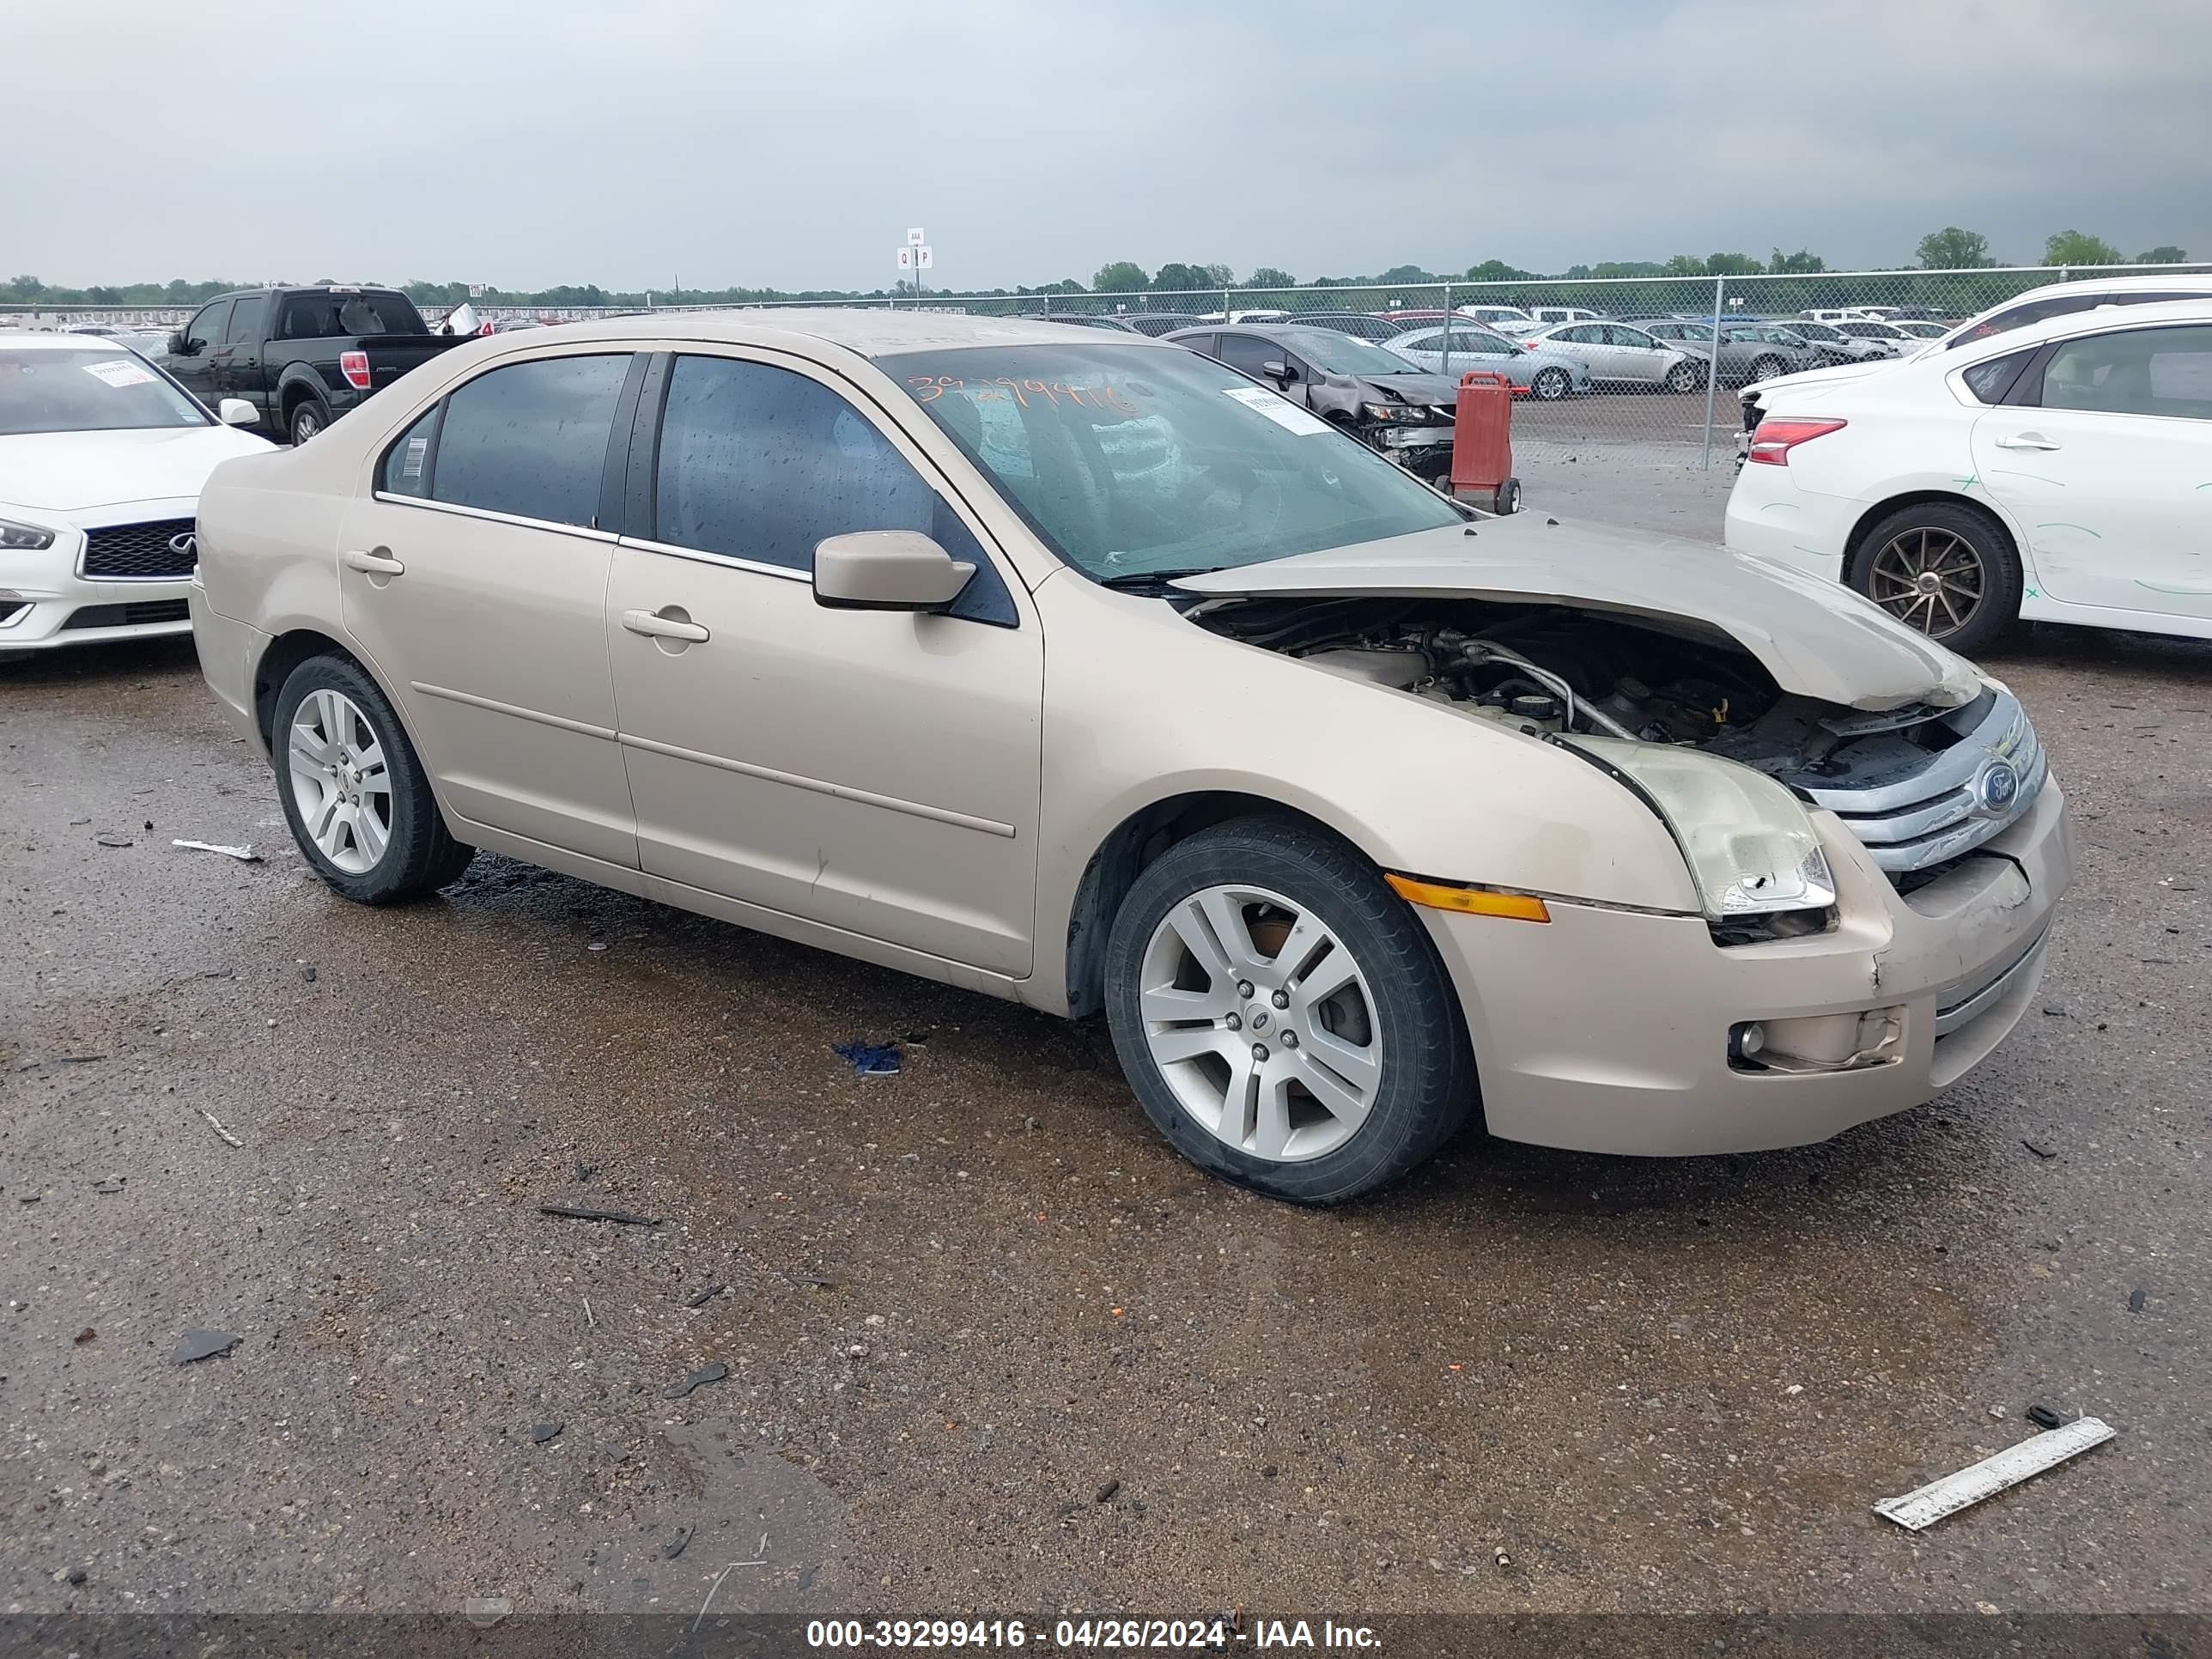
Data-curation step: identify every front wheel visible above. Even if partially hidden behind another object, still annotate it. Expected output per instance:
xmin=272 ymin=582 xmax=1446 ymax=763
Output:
xmin=1846 ymin=501 xmax=2022 ymax=659
xmin=1103 ymin=817 xmax=1475 ymax=1205
xmin=1749 ymin=356 xmax=1787 ymax=383
xmin=1664 ymin=360 xmax=1705 ymax=393
xmin=273 ymin=655 xmax=475 ymax=903
xmin=1530 ymin=366 xmax=1571 ymax=402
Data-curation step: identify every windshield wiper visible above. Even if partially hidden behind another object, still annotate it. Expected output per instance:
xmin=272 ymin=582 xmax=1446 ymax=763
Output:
xmin=1096 ymin=568 xmax=1215 ymax=592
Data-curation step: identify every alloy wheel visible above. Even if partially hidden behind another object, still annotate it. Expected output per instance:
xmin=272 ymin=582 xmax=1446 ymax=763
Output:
xmin=1533 ymin=367 xmax=1570 ymax=401
xmin=1867 ymin=526 xmax=1986 ymax=639
xmin=1137 ymin=884 xmax=1382 ymax=1164
xmin=288 ymin=688 xmax=392 ymax=873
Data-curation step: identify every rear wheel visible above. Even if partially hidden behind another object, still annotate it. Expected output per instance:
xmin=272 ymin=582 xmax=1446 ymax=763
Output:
xmin=273 ymin=655 xmax=475 ymax=903
xmin=288 ymin=393 xmax=331 ymax=446
xmin=1103 ymin=817 xmax=1475 ymax=1206
xmin=1665 ymin=359 xmax=1705 ymax=393
xmin=1847 ymin=501 xmax=2022 ymax=659
xmin=1530 ymin=366 xmax=1571 ymax=402
xmin=1749 ymin=355 xmax=1787 ymax=383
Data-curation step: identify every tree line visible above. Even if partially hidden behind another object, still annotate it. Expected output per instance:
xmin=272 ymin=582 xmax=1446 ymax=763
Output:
xmin=2 ymin=229 xmax=2192 ymax=312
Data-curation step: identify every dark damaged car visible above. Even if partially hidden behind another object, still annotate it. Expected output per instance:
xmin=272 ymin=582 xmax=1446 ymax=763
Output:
xmin=1164 ymin=324 xmax=1463 ymax=478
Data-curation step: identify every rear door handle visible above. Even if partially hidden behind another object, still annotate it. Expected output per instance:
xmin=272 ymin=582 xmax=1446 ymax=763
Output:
xmin=342 ymin=549 xmax=405 ymax=575
xmin=1993 ymin=433 xmax=2061 ymax=451
xmin=622 ymin=608 xmax=710 ymax=643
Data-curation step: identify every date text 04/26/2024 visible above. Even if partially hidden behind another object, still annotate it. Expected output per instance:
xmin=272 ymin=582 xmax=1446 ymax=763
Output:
xmin=804 ymin=1619 xmax=1382 ymax=1649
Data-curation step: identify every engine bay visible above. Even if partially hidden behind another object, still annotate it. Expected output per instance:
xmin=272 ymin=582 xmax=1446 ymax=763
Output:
xmin=1193 ymin=595 xmax=1987 ymax=797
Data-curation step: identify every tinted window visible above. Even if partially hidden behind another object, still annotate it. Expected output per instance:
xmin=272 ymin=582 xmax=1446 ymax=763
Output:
xmin=277 ymin=290 xmax=425 ymax=340
xmin=1556 ymin=325 xmax=1602 ymax=344
xmin=1166 ymin=331 xmax=1216 ymax=356
xmin=184 ymin=301 xmax=231 ymax=353
xmin=1212 ymin=334 xmax=1280 ymax=378
xmin=378 ymin=404 xmax=443 ymax=498
xmin=432 ymin=354 xmax=629 ymax=526
xmin=1960 ymin=348 xmax=2036 ymax=404
xmin=2036 ymin=325 xmax=2212 ymax=419
xmin=1608 ymin=326 xmax=1656 ymax=348
xmin=650 ymin=355 xmax=1014 ymax=624
xmin=1947 ymin=289 xmax=2196 ymax=349
xmin=1791 ymin=322 xmax=1839 ymax=341
xmin=225 ymin=295 xmax=268 ymax=343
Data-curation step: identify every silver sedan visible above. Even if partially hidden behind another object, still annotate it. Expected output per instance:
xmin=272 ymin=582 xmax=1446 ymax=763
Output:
xmin=1382 ymin=325 xmax=1594 ymax=401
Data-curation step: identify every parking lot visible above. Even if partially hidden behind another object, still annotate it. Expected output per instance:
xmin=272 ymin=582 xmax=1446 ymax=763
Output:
xmin=6 ymin=501 xmax=2208 ymax=1632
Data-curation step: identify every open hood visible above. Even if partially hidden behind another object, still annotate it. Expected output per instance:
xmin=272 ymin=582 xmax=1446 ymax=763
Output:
xmin=1358 ymin=371 xmax=1462 ymax=404
xmin=1173 ymin=514 xmax=1982 ymax=713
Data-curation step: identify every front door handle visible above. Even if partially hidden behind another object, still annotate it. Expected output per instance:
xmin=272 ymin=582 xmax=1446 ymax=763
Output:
xmin=1993 ymin=432 xmax=2061 ymax=451
xmin=342 ymin=549 xmax=405 ymax=575
xmin=622 ymin=608 xmax=710 ymax=643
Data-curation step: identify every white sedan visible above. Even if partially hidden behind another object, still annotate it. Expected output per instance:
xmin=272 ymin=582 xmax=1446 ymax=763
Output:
xmin=1513 ymin=321 xmax=1709 ymax=391
xmin=0 ymin=332 xmax=270 ymax=660
xmin=1725 ymin=300 xmax=2212 ymax=656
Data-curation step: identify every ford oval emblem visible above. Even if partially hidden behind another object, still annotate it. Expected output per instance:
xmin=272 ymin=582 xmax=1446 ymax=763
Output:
xmin=1979 ymin=762 xmax=2020 ymax=814
xmin=169 ymin=532 xmax=198 ymax=559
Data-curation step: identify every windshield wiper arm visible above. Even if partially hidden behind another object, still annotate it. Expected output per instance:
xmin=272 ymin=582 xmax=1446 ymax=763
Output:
xmin=1096 ymin=568 xmax=1214 ymax=591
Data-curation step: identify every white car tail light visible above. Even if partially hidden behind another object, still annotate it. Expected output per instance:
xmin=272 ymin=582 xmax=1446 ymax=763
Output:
xmin=1747 ymin=417 xmax=1846 ymax=465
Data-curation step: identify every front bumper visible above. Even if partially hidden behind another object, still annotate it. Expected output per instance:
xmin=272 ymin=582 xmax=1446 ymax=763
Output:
xmin=0 ymin=497 xmax=200 ymax=653
xmin=1421 ymin=778 xmax=2072 ymax=1156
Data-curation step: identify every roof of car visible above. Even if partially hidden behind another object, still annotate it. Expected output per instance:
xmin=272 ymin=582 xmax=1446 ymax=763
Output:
xmin=1956 ymin=295 xmax=2212 ymax=349
xmin=0 ymin=330 xmax=137 ymax=350
xmin=498 ymin=307 xmax=1167 ymax=357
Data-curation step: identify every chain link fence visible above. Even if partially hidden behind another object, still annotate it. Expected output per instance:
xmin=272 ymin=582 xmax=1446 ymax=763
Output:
xmin=10 ymin=263 xmax=2207 ymax=466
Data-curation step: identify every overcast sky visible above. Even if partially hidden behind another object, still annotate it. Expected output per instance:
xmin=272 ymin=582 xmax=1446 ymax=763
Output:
xmin=14 ymin=0 xmax=2209 ymax=290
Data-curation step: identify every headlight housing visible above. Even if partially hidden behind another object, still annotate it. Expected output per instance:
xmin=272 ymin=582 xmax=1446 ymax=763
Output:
xmin=1361 ymin=401 xmax=1428 ymax=422
xmin=1571 ymin=738 xmax=1836 ymax=918
xmin=0 ymin=516 xmax=57 ymax=551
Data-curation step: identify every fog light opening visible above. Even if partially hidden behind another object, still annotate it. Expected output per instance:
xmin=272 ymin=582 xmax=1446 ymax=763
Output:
xmin=1729 ymin=1021 xmax=1769 ymax=1070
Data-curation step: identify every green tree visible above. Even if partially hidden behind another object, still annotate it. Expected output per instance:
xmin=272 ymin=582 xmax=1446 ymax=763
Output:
xmin=1150 ymin=262 xmax=1213 ymax=294
xmin=1246 ymin=266 xmax=1296 ymax=289
xmin=1203 ymin=263 xmax=1236 ymax=288
xmin=1662 ymin=254 xmax=1706 ymax=276
xmin=1465 ymin=259 xmax=1533 ymax=283
xmin=2135 ymin=245 xmax=2190 ymax=264
xmin=1916 ymin=227 xmax=1995 ymax=269
xmin=1091 ymin=260 xmax=1150 ymax=293
xmin=1768 ymin=247 xmax=1826 ymax=274
xmin=2044 ymin=229 xmax=2124 ymax=266
xmin=1704 ymin=252 xmax=1762 ymax=276
xmin=1375 ymin=264 xmax=1437 ymax=285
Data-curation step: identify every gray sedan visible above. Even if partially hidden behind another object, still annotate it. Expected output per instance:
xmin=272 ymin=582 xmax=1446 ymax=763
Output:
xmin=1381 ymin=325 xmax=1594 ymax=401
xmin=1642 ymin=320 xmax=1820 ymax=386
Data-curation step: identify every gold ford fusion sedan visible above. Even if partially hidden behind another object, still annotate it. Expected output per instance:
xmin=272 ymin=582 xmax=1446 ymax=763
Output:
xmin=190 ymin=313 xmax=2071 ymax=1204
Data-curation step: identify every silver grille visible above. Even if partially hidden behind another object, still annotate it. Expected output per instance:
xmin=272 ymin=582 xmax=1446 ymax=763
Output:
xmin=1802 ymin=690 xmax=2045 ymax=875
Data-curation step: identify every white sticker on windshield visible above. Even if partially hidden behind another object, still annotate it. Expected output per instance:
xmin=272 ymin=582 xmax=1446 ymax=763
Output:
xmin=403 ymin=436 xmax=428 ymax=479
xmin=82 ymin=358 xmax=157 ymax=388
xmin=1221 ymin=385 xmax=1331 ymax=435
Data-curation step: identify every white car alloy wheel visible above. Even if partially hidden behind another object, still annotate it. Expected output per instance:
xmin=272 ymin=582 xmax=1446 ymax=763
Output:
xmin=287 ymin=688 xmax=393 ymax=873
xmin=1137 ymin=883 xmax=1382 ymax=1163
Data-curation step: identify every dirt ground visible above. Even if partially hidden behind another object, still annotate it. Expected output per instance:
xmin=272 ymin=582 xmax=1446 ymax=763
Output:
xmin=3 ymin=615 xmax=2206 ymax=1632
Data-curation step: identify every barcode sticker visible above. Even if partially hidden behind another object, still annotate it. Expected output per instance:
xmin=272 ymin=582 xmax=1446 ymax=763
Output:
xmin=83 ymin=358 xmax=157 ymax=388
xmin=1222 ymin=385 xmax=1331 ymax=435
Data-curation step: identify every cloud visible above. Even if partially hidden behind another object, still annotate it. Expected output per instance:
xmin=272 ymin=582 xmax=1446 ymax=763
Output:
xmin=10 ymin=0 xmax=2207 ymax=289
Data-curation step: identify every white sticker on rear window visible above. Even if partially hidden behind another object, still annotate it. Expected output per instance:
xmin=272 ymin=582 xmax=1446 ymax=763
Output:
xmin=1221 ymin=385 xmax=1331 ymax=435
xmin=82 ymin=358 xmax=157 ymax=388
xmin=403 ymin=436 xmax=428 ymax=478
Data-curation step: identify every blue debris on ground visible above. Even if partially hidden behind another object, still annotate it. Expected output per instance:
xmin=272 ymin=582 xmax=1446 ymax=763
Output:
xmin=832 ymin=1040 xmax=903 ymax=1078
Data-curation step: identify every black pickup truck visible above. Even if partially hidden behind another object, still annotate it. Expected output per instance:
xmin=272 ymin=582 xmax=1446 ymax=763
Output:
xmin=161 ymin=286 xmax=470 ymax=444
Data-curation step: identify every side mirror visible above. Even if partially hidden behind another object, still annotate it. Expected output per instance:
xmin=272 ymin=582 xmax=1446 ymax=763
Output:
xmin=813 ymin=531 xmax=974 ymax=613
xmin=217 ymin=398 xmax=258 ymax=428
xmin=168 ymin=331 xmax=191 ymax=356
xmin=1261 ymin=360 xmax=1291 ymax=383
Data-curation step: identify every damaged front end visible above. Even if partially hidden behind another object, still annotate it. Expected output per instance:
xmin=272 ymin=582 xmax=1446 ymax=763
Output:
xmin=1189 ymin=592 xmax=2046 ymax=936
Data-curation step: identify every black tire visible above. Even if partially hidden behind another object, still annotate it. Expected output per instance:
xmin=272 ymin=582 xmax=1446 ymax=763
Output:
xmin=1530 ymin=366 xmax=1571 ymax=402
xmin=272 ymin=654 xmax=475 ymax=903
xmin=1103 ymin=817 xmax=1475 ymax=1206
xmin=1665 ymin=359 xmax=1705 ymax=393
xmin=1845 ymin=500 xmax=2022 ymax=659
xmin=289 ymin=393 xmax=331 ymax=446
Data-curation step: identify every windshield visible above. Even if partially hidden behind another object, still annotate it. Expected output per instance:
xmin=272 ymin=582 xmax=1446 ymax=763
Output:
xmin=0 ymin=347 xmax=210 ymax=435
xmin=1267 ymin=329 xmax=1422 ymax=377
xmin=886 ymin=343 xmax=1462 ymax=581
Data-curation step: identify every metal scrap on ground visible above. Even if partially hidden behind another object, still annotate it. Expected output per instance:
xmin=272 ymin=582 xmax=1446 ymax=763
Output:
xmin=538 ymin=1203 xmax=661 ymax=1226
xmin=1874 ymin=1416 xmax=2115 ymax=1530
xmin=172 ymin=839 xmax=262 ymax=862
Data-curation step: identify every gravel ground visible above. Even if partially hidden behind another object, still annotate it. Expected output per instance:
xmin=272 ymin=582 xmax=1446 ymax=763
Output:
xmin=3 ymin=611 xmax=2206 ymax=1627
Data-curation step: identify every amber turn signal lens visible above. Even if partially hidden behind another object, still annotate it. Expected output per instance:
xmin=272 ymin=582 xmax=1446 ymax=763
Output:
xmin=1384 ymin=874 xmax=1550 ymax=923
